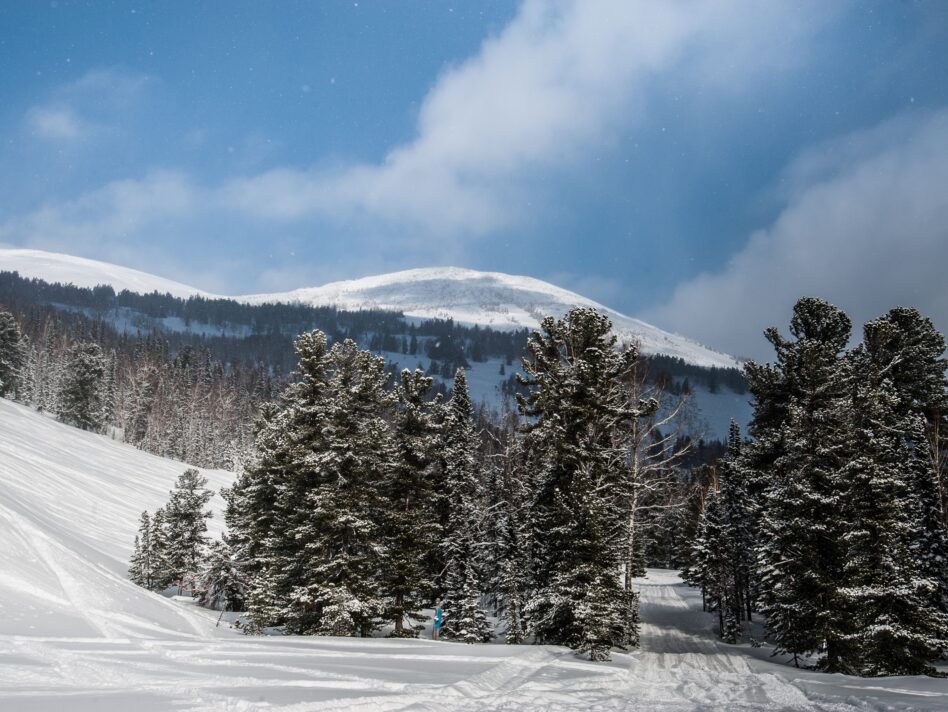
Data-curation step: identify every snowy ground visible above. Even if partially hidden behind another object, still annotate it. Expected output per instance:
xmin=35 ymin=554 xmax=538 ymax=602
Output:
xmin=1 ymin=399 xmax=946 ymax=711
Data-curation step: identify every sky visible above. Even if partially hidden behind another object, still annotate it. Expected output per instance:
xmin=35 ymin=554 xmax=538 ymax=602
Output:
xmin=0 ymin=0 xmax=947 ymax=359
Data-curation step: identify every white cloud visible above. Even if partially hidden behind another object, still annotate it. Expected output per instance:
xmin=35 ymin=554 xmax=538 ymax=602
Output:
xmin=645 ymin=109 xmax=948 ymax=360
xmin=221 ymin=0 xmax=834 ymax=238
xmin=26 ymin=106 xmax=85 ymax=140
xmin=22 ymin=67 xmax=153 ymax=144
xmin=2 ymin=1 xmax=841 ymax=287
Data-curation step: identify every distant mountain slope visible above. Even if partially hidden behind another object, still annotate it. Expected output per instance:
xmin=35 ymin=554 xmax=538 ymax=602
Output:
xmin=0 ymin=247 xmax=214 ymax=300
xmin=245 ymin=267 xmax=738 ymax=368
xmin=0 ymin=248 xmax=737 ymax=368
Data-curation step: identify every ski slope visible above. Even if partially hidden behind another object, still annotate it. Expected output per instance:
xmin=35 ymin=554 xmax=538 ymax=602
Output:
xmin=0 ymin=248 xmax=737 ymax=368
xmin=1 ymin=398 xmax=946 ymax=710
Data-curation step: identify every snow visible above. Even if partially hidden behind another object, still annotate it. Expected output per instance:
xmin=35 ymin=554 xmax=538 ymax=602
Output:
xmin=244 ymin=267 xmax=739 ymax=369
xmin=0 ymin=248 xmax=215 ymax=300
xmin=1 ymin=397 xmax=945 ymax=710
xmin=1 ymin=248 xmax=738 ymax=369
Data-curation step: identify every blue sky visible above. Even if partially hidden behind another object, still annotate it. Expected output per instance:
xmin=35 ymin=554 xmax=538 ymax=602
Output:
xmin=1 ymin=0 xmax=947 ymax=357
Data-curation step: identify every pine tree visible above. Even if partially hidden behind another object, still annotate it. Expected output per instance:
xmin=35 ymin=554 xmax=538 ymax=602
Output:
xmin=58 ymin=341 xmax=108 ymax=431
xmin=517 ymin=308 xmax=639 ymax=660
xmin=751 ymin=298 xmax=852 ymax=669
xmin=835 ymin=347 xmax=947 ymax=674
xmin=128 ymin=511 xmax=154 ymax=588
xmin=0 ymin=311 xmax=25 ymax=397
xmin=198 ymin=539 xmax=250 ymax=613
xmin=689 ymin=487 xmax=733 ymax=636
xmin=495 ymin=431 xmax=530 ymax=645
xmin=381 ymin=369 xmax=441 ymax=637
xmin=440 ymin=368 xmax=493 ymax=643
xmin=273 ymin=337 xmax=391 ymax=637
xmin=163 ymin=468 xmax=213 ymax=594
xmin=717 ymin=421 xmax=755 ymax=640
xmin=150 ymin=506 xmax=172 ymax=590
xmin=862 ymin=308 xmax=948 ymax=612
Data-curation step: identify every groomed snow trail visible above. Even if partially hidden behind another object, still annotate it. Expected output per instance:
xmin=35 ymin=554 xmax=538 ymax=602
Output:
xmin=1 ymin=399 xmax=946 ymax=711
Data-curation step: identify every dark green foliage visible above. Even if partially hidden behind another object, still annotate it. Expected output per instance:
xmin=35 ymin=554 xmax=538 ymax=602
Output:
xmin=58 ymin=341 xmax=109 ymax=431
xmin=198 ymin=540 xmax=250 ymax=612
xmin=382 ymin=369 xmax=442 ymax=637
xmin=518 ymin=308 xmax=640 ymax=660
xmin=440 ymin=368 xmax=492 ymax=643
xmin=734 ymin=298 xmax=948 ymax=676
xmin=0 ymin=310 xmax=25 ymax=396
xmin=162 ymin=469 xmax=214 ymax=594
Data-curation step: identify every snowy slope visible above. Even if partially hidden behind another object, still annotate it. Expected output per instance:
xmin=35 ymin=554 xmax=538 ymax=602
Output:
xmin=1 ymin=248 xmax=737 ymax=368
xmin=0 ymin=399 xmax=231 ymax=639
xmin=0 ymin=247 xmax=215 ymax=299
xmin=244 ymin=267 xmax=738 ymax=369
xmin=1 ymin=398 xmax=944 ymax=710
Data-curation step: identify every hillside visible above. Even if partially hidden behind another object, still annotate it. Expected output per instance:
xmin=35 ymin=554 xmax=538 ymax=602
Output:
xmin=1 ymin=398 xmax=942 ymax=710
xmin=1 ymin=247 xmax=736 ymax=369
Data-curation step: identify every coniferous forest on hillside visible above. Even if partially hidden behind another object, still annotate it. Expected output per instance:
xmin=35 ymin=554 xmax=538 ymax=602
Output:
xmin=1 ymin=276 xmax=945 ymax=673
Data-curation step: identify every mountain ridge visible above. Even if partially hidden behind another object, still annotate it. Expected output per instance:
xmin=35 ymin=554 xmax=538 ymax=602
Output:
xmin=0 ymin=247 xmax=738 ymax=369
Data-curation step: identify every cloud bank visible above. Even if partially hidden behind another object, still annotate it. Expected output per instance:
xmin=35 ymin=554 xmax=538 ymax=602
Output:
xmin=2 ymin=1 xmax=829 ymax=271
xmin=645 ymin=109 xmax=948 ymax=359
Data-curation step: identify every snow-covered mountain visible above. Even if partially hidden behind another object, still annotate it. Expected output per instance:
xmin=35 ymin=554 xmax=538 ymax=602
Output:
xmin=0 ymin=247 xmax=737 ymax=368
xmin=0 ymin=247 xmax=214 ymax=300
xmin=243 ymin=268 xmax=738 ymax=368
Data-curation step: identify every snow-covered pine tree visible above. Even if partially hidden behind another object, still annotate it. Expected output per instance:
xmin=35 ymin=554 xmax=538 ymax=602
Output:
xmin=862 ymin=308 xmax=948 ymax=613
xmin=228 ymin=404 xmax=293 ymax=632
xmin=149 ymin=505 xmax=172 ymax=590
xmin=381 ymin=369 xmax=441 ymax=637
xmin=689 ymin=486 xmax=736 ymax=639
xmin=440 ymin=367 xmax=492 ymax=644
xmin=717 ymin=420 xmax=755 ymax=640
xmin=163 ymin=468 xmax=213 ymax=595
xmin=279 ymin=338 xmax=391 ymax=637
xmin=835 ymin=343 xmax=947 ymax=675
xmin=198 ymin=539 xmax=250 ymax=613
xmin=517 ymin=308 xmax=639 ymax=660
xmin=495 ymin=426 xmax=531 ymax=645
xmin=57 ymin=340 xmax=108 ymax=431
xmin=0 ymin=310 xmax=25 ymax=397
xmin=241 ymin=331 xmax=332 ymax=632
xmin=128 ymin=510 xmax=154 ymax=588
xmin=751 ymin=298 xmax=852 ymax=670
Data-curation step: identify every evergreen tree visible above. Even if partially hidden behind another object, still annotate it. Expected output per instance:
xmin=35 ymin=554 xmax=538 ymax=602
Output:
xmin=128 ymin=511 xmax=154 ymax=588
xmin=199 ymin=539 xmax=250 ymax=613
xmin=381 ymin=369 xmax=441 ymax=637
xmin=687 ymin=425 xmax=754 ymax=644
xmin=58 ymin=341 xmax=108 ymax=431
xmin=268 ymin=336 xmax=391 ymax=637
xmin=517 ymin=308 xmax=639 ymax=660
xmin=163 ymin=468 xmax=213 ymax=594
xmin=862 ymin=308 xmax=948 ymax=611
xmin=835 ymin=346 xmax=947 ymax=674
xmin=440 ymin=368 xmax=493 ymax=643
xmin=149 ymin=506 xmax=172 ymax=590
xmin=750 ymin=298 xmax=852 ymax=669
xmin=0 ymin=311 xmax=25 ymax=397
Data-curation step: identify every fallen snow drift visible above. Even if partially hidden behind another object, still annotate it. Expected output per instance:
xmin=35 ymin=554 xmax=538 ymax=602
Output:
xmin=1 ymin=399 xmax=945 ymax=710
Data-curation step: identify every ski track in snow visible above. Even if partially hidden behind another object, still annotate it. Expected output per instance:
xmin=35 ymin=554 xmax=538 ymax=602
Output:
xmin=2 ymin=399 xmax=946 ymax=711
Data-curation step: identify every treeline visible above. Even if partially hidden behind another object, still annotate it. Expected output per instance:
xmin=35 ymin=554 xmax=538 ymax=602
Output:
xmin=0 ymin=306 xmax=275 ymax=469
xmin=0 ymin=270 xmax=529 ymax=371
xmin=688 ymin=299 xmax=948 ymax=676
